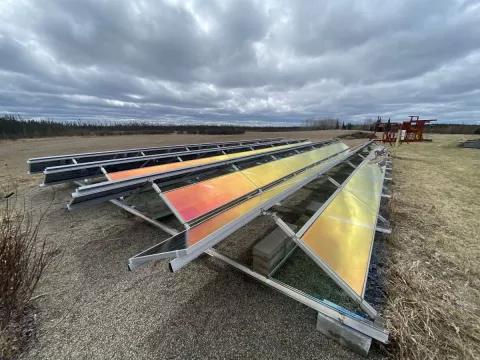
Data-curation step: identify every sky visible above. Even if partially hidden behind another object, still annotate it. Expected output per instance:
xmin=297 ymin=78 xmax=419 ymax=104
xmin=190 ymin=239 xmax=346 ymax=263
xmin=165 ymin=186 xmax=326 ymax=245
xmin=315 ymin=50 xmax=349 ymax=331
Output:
xmin=1 ymin=0 xmax=480 ymax=126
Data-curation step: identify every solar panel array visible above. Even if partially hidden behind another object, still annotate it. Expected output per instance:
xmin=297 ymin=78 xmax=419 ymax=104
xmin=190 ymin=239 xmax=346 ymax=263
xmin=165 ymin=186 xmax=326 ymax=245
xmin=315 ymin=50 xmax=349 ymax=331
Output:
xmin=27 ymin=137 xmax=285 ymax=173
xmin=296 ymin=146 xmax=388 ymax=299
xmin=67 ymin=139 xmax=340 ymax=209
xmin=37 ymin=138 xmax=307 ymax=185
xmin=128 ymin=141 xmax=364 ymax=268
xmin=108 ymin=141 xmax=307 ymax=181
xmin=28 ymin=137 xmax=391 ymax=345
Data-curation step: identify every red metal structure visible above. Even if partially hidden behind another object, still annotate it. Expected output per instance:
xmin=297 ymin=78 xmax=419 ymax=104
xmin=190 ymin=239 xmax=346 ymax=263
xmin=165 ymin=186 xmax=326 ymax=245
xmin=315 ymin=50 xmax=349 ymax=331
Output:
xmin=370 ymin=115 xmax=437 ymax=145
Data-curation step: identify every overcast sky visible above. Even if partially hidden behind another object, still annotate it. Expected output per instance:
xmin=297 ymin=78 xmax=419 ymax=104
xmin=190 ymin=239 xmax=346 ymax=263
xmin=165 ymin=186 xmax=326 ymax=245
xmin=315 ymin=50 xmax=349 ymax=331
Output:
xmin=1 ymin=0 xmax=479 ymax=125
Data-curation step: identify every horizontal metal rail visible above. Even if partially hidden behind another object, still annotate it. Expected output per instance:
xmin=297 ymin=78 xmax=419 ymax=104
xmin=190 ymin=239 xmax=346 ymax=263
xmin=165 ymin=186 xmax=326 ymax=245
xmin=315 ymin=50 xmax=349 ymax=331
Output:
xmin=126 ymin=142 xmax=372 ymax=271
xmin=40 ymin=138 xmax=307 ymax=186
xmin=27 ymin=137 xmax=284 ymax=174
xmin=167 ymin=142 xmax=372 ymax=272
xmin=68 ymin=139 xmax=339 ymax=210
xmin=205 ymin=249 xmax=388 ymax=343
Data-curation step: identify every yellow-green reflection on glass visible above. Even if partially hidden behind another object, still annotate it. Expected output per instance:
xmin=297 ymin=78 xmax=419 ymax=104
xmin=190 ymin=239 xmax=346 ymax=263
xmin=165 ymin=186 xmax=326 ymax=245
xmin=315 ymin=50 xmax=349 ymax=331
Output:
xmin=109 ymin=142 xmax=307 ymax=181
xmin=302 ymin=216 xmax=374 ymax=296
xmin=187 ymin=152 xmax=345 ymax=247
xmin=280 ymin=142 xmax=348 ymax=173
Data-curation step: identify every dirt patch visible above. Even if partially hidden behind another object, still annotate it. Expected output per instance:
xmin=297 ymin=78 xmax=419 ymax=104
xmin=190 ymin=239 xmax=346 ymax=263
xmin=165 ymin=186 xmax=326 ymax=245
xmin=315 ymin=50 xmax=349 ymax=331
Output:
xmin=337 ymin=131 xmax=377 ymax=140
xmin=336 ymin=131 xmax=374 ymax=140
xmin=1 ymin=307 xmax=37 ymax=360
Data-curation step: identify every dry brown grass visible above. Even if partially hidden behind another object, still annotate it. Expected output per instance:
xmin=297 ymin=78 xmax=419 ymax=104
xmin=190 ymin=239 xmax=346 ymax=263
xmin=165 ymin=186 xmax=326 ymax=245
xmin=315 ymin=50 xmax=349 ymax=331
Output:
xmin=0 ymin=182 xmax=53 ymax=359
xmin=383 ymin=134 xmax=480 ymax=359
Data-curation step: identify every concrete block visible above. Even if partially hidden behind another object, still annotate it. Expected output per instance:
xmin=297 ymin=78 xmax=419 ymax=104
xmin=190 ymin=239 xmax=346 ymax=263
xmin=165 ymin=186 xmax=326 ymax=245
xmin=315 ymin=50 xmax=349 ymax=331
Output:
xmin=316 ymin=312 xmax=372 ymax=357
xmin=251 ymin=264 xmax=269 ymax=276
xmin=252 ymin=223 xmax=297 ymax=275
xmin=252 ymin=224 xmax=297 ymax=260
xmin=305 ymin=201 xmax=322 ymax=216
xmin=253 ymin=249 xmax=285 ymax=271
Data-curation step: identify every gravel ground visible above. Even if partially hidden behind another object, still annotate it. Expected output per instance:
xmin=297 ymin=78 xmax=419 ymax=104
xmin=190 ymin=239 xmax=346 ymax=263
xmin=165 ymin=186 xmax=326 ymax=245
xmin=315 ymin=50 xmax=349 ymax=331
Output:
xmin=1 ymin=132 xmax=382 ymax=359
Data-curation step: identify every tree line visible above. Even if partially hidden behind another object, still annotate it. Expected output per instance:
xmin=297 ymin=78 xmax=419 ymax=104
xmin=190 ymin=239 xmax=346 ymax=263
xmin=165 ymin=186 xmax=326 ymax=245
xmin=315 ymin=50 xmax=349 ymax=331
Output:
xmin=0 ymin=115 xmax=302 ymax=140
xmin=424 ymin=123 xmax=480 ymax=134
xmin=2 ymin=114 xmax=478 ymax=140
xmin=303 ymin=117 xmax=375 ymax=131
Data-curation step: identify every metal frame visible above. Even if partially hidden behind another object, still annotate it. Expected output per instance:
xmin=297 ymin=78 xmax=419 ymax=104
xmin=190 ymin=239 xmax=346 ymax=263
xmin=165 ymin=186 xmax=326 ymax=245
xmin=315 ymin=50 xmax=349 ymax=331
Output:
xmin=67 ymin=140 xmax=389 ymax=345
xmin=129 ymin=142 xmax=372 ymax=272
xmin=27 ymin=137 xmax=284 ymax=174
xmin=72 ymin=180 xmax=179 ymax=236
xmin=40 ymin=138 xmax=307 ymax=186
xmin=68 ymin=139 xmax=342 ymax=210
xmin=204 ymin=248 xmax=388 ymax=343
xmin=269 ymin=146 xmax=390 ymax=318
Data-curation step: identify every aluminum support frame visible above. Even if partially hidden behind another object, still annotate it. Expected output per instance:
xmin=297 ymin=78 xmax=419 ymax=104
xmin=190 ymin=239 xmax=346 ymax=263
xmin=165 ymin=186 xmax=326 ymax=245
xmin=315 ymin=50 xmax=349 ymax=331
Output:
xmin=269 ymin=147 xmax=391 ymax=318
xmin=204 ymin=248 xmax=389 ymax=343
xmin=68 ymin=139 xmax=343 ymax=210
xmin=166 ymin=142 xmax=372 ymax=272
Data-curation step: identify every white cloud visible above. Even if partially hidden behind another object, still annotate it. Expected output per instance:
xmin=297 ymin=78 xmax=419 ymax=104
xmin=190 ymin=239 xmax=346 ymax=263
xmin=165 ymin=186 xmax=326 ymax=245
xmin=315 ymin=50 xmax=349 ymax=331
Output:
xmin=0 ymin=0 xmax=479 ymax=124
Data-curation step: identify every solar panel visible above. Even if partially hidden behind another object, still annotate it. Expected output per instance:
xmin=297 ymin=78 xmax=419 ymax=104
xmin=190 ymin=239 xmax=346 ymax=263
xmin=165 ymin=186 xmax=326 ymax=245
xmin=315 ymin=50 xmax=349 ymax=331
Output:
xmin=163 ymin=172 xmax=258 ymax=223
xmin=280 ymin=142 xmax=349 ymax=172
xmin=108 ymin=142 xmax=305 ymax=181
xmin=294 ymin=146 xmax=388 ymax=303
xmin=27 ymin=137 xmax=284 ymax=173
xmin=40 ymin=138 xmax=305 ymax=186
xmin=67 ymin=139 xmax=338 ymax=209
xmin=158 ymin=141 xmax=349 ymax=224
xmin=127 ymin=141 xmax=373 ymax=270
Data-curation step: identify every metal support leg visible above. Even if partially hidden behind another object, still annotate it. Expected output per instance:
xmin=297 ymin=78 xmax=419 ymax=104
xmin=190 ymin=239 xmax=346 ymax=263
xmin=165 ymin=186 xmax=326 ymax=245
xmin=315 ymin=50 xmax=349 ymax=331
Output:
xmin=204 ymin=248 xmax=388 ymax=343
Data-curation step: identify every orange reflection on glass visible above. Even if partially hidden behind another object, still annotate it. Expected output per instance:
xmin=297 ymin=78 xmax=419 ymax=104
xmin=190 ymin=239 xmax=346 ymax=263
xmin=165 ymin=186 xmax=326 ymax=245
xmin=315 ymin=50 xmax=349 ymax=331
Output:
xmin=108 ymin=155 xmax=230 ymax=181
xmin=187 ymin=159 xmax=337 ymax=247
xmin=186 ymin=146 xmax=350 ymax=247
xmin=164 ymin=172 xmax=257 ymax=222
xmin=302 ymin=216 xmax=374 ymax=295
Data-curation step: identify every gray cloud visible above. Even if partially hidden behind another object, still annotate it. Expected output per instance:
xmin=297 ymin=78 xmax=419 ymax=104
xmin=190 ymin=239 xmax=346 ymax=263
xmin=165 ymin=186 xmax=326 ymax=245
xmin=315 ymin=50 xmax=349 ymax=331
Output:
xmin=1 ymin=0 xmax=479 ymax=125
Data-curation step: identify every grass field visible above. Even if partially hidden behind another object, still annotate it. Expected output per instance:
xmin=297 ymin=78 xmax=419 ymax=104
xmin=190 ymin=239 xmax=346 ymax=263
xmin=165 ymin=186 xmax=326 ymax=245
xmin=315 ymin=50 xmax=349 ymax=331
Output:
xmin=384 ymin=134 xmax=480 ymax=359
xmin=0 ymin=132 xmax=478 ymax=359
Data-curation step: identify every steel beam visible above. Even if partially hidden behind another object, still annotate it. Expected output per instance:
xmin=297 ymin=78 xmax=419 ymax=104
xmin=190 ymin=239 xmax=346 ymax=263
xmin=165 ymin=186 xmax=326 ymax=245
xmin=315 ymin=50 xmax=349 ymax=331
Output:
xmin=27 ymin=137 xmax=285 ymax=174
xmin=204 ymin=248 xmax=389 ymax=343
xmin=40 ymin=138 xmax=306 ymax=186
xmin=68 ymin=139 xmax=342 ymax=210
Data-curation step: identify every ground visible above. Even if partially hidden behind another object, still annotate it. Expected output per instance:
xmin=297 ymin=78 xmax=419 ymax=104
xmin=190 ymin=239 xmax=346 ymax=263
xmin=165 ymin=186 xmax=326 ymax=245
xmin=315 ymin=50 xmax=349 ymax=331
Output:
xmin=0 ymin=131 xmax=478 ymax=359
xmin=384 ymin=134 xmax=480 ymax=359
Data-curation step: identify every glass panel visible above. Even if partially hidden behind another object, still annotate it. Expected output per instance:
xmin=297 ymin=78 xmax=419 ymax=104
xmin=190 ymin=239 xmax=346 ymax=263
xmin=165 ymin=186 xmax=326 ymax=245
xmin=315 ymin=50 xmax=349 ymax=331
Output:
xmin=279 ymin=142 xmax=348 ymax=173
xmin=163 ymin=172 xmax=257 ymax=222
xmin=186 ymin=161 xmax=335 ymax=247
xmin=240 ymin=161 xmax=292 ymax=188
xmin=225 ymin=142 xmax=307 ymax=159
xmin=108 ymin=155 xmax=230 ymax=181
xmin=301 ymin=216 xmax=374 ymax=296
xmin=321 ymin=190 xmax=378 ymax=227
xmin=108 ymin=142 xmax=306 ymax=181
